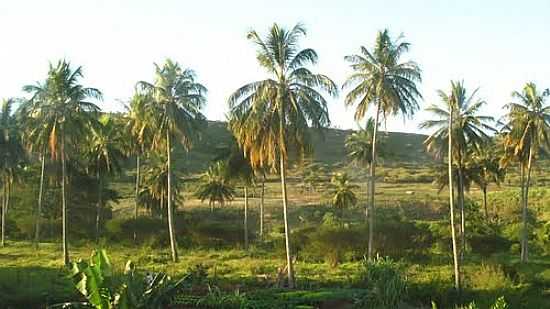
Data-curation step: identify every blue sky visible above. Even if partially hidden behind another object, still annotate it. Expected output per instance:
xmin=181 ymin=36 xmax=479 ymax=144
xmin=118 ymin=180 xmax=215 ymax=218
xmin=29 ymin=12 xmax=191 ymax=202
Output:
xmin=1 ymin=0 xmax=549 ymax=133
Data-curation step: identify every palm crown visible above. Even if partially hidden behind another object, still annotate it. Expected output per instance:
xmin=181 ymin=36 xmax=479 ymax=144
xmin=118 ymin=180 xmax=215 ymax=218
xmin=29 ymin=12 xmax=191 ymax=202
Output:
xmin=229 ymin=23 xmax=338 ymax=169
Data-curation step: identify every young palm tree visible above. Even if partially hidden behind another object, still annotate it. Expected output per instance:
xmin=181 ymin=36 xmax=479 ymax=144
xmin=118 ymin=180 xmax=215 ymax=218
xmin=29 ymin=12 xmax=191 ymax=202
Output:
xmin=470 ymin=147 xmax=506 ymax=221
xmin=343 ymin=29 xmax=422 ymax=260
xmin=501 ymin=82 xmax=550 ymax=262
xmin=22 ymin=60 xmax=101 ymax=265
xmin=420 ymin=81 xmax=494 ymax=263
xmin=137 ymin=59 xmax=207 ymax=263
xmin=195 ymin=161 xmax=236 ymax=212
xmin=228 ymin=23 xmax=337 ymax=288
xmin=329 ymin=172 xmax=358 ymax=220
xmin=86 ymin=115 xmax=125 ymax=239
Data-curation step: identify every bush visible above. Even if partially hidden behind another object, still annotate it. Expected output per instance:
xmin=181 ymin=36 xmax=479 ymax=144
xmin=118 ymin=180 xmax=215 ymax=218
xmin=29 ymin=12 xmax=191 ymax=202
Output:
xmin=467 ymin=264 xmax=512 ymax=292
xmin=301 ymin=224 xmax=367 ymax=266
xmin=354 ymin=256 xmax=407 ymax=308
xmin=104 ymin=216 xmax=166 ymax=245
xmin=188 ymin=220 xmax=244 ymax=248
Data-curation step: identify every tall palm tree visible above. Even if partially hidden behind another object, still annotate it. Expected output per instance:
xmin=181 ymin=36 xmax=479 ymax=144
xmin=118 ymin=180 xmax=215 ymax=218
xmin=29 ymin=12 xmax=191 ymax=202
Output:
xmin=0 ymin=98 xmax=25 ymax=247
xmin=16 ymin=97 xmax=49 ymax=246
xmin=137 ymin=59 xmax=207 ymax=263
xmin=228 ymin=23 xmax=337 ymax=288
xmin=446 ymin=105 xmax=460 ymax=291
xmin=22 ymin=60 xmax=101 ymax=265
xmin=86 ymin=115 xmax=124 ymax=239
xmin=420 ymin=81 xmax=494 ymax=260
xmin=343 ymin=29 xmax=422 ymax=260
xmin=329 ymin=172 xmax=358 ymax=220
xmin=125 ymin=93 xmax=154 ymax=222
xmin=501 ymin=82 xmax=550 ymax=262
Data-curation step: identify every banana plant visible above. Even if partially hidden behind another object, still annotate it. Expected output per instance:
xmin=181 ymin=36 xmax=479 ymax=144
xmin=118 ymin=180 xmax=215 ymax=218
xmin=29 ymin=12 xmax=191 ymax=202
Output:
xmin=49 ymin=250 xmax=187 ymax=309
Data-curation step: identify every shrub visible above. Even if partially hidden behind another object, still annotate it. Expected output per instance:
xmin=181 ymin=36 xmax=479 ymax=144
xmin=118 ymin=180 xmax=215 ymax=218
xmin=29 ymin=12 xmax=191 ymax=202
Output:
xmin=104 ymin=216 xmax=166 ymax=245
xmin=188 ymin=221 xmax=244 ymax=248
xmin=467 ymin=264 xmax=512 ymax=292
xmin=301 ymin=224 xmax=366 ymax=266
xmin=354 ymin=256 xmax=407 ymax=308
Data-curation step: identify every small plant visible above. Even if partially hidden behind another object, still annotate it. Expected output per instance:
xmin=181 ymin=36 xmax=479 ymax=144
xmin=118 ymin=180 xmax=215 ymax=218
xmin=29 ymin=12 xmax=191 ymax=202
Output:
xmin=354 ymin=255 xmax=407 ymax=308
xmin=48 ymin=249 xmax=187 ymax=309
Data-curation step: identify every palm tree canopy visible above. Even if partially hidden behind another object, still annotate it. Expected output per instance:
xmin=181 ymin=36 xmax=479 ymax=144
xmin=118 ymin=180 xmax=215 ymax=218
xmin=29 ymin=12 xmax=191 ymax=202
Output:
xmin=330 ymin=172 xmax=359 ymax=210
xmin=420 ymin=80 xmax=495 ymax=162
xmin=195 ymin=161 xmax=236 ymax=205
xmin=1 ymin=98 xmax=26 ymax=181
xmin=228 ymin=23 xmax=338 ymax=170
xmin=501 ymin=82 xmax=550 ymax=163
xmin=125 ymin=92 xmax=155 ymax=155
xmin=86 ymin=114 xmax=125 ymax=176
xmin=343 ymin=29 xmax=422 ymax=122
xmin=345 ymin=117 xmax=389 ymax=166
xmin=137 ymin=59 xmax=207 ymax=151
xmin=21 ymin=60 xmax=102 ymax=160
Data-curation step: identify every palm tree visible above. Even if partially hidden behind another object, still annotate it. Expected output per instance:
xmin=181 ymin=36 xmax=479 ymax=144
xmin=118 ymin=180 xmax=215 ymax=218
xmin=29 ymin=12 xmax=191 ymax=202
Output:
xmin=125 ymin=93 xmax=154 ymax=222
xmin=343 ymin=29 xmax=422 ymax=260
xmin=195 ymin=161 xmax=236 ymax=212
xmin=86 ymin=115 xmax=124 ymax=239
xmin=501 ymin=82 xmax=550 ymax=262
xmin=137 ymin=59 xmax=207 ymax=263
xmin=0 ymin=98 xmax=25 ymax=247
xmin=470 ymin=147 xmax=506 ymax=221
xmin=22 ymin=60 xmax=101 ymax=265
xmin=420 ymin=81 xmax=494 ymax=260
xmin=329 ymin=172 xmax=358 ymax=220
xmin=16 ymin=97 xmax=49 ymax=246
xmin=228 ymin=23 xmax=337 ymax=288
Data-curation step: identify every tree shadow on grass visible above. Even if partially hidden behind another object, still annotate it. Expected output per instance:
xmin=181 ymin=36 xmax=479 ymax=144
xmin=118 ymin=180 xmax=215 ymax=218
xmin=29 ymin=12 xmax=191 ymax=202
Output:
xmin=0 ymin=266 xmax=79 ymax=309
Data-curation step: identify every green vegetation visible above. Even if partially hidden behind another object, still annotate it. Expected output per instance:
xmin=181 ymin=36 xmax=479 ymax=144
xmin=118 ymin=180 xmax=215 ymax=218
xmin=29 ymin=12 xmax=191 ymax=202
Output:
xmin=1 ymin=22 xmax=550 ymax=309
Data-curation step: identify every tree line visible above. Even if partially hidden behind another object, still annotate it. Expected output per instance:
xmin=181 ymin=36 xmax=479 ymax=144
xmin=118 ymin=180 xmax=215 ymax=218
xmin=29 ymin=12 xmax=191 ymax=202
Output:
xmin=1 ymin=23 xmax=549 ymax=291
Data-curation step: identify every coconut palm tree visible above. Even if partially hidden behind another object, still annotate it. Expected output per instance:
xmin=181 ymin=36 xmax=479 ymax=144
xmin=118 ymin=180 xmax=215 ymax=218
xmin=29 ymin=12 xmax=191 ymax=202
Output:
xmin=85 ymin=115 xmax=125 ymax=239
xmin=125 ymin=93 xmax=154 ymax=222
xmin=228 ymin=23 xmax=337 ymax=288
xmin=470 ymin=147 xmax=506 ymax=221
xmin=0 ymin=98 xmax=25 ymax=247
xmin=137 ymin=59 xmax=207 ymax=263
xmin=22 ymin=60 xmax=101 ymax=265
xmin=501 ymin=82 xmax=550 ymax=262
xmin=420 ymin=81 xmax=494 ymax=261
xmin=16 ymin=96 xmax=50 ymax=246
xmin=329 ymin=172 xmax=358 ymax=220
xmin=343 ymin=29 xmax=422 ymax=260
xmin=195 ymin=161 xmax=236 ymax=211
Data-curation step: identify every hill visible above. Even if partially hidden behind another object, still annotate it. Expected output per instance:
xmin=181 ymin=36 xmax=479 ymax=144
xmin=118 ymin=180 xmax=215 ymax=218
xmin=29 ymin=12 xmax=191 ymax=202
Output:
xmin=171 ymin=121 xmax=431 ymax=173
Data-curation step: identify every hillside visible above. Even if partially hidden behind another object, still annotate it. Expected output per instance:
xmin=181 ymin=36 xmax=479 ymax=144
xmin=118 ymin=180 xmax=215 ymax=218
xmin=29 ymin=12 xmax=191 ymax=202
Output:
xmin=173 ymin=121 xmax=432 ymax=173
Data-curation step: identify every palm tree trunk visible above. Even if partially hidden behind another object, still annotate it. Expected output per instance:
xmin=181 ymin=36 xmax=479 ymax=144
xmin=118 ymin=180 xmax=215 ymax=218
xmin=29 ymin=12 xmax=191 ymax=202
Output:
xmin=448 ymin=106 xmax=461 ymax=291
xmin=244 ymin=186 xmax=249 ymax=250
xmin=61 ymin=134 xmax=69 ymax=266
xmin=166 ymin=130 xmax=178 ymax=263
xmin=135 ymin=154 xmax=140 ymax=220
xmin=482 ymin=186 xmax=489 ymax=222
xmin=279 ymin=110 xmax=295 ymax=289
xmin=133 ymin=154 xmax=140 ymax=242
xmin=1 ymin=181 xmax=6 ymax=247
xmin=521 ymin=148 xmax=533 ymax=263
xmin=96 ymin=168 xmax=102 ymax=241
xmin=260 ymin=174 xmax=265 ymax=238
xmin=35 ymin=152 xmax=46 ymax=246
xmin=367 ymin=103 xmax=381 ymax=260
xmin=458 ymin=166 xmax=466 ymax=263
